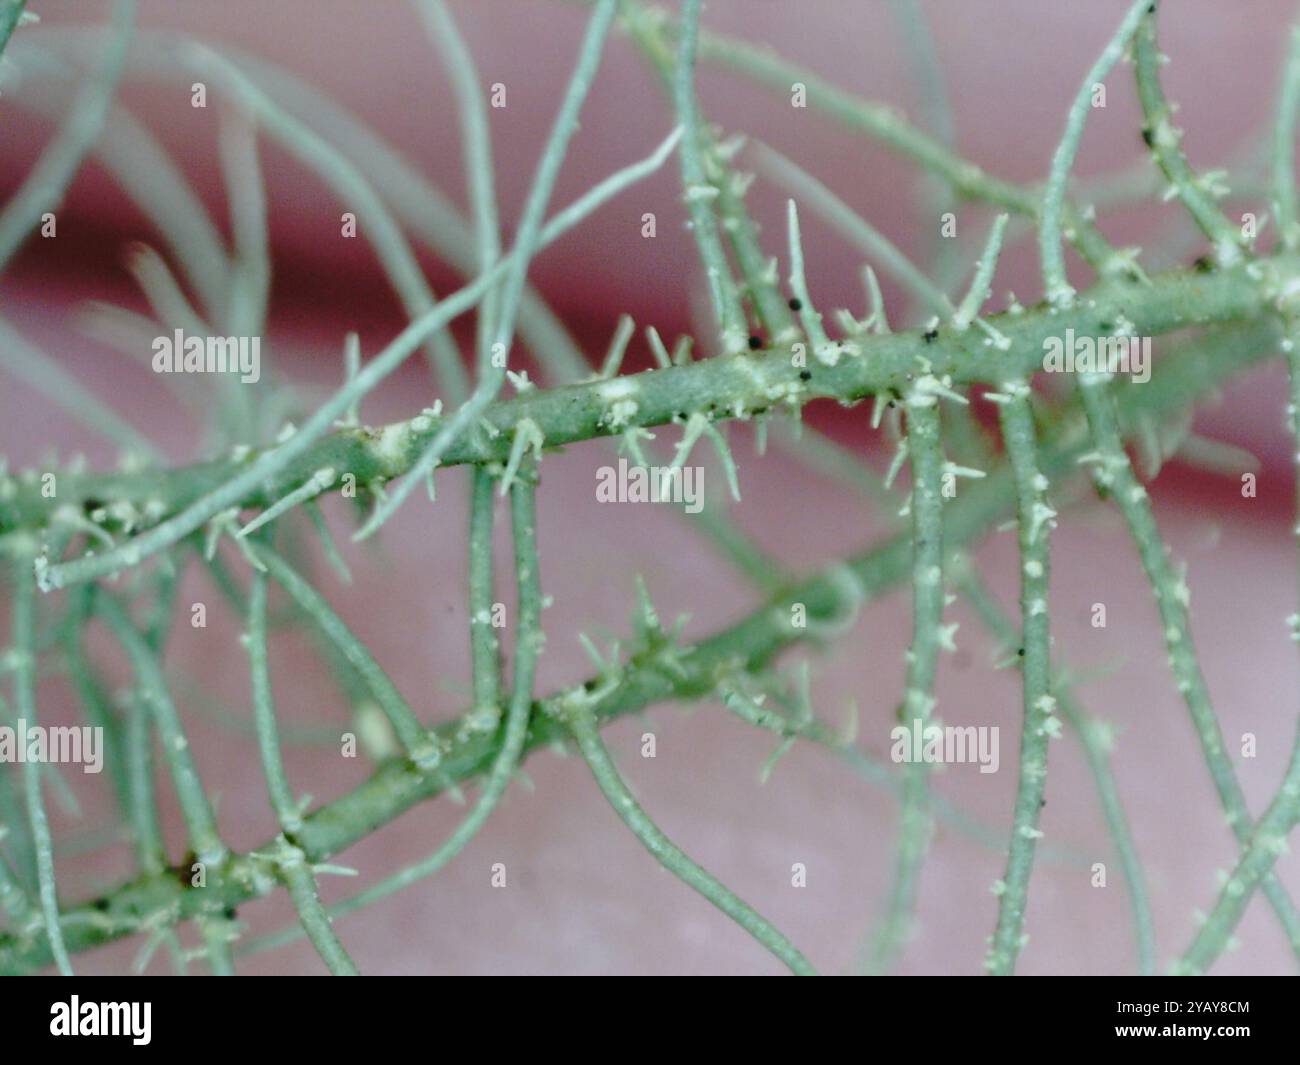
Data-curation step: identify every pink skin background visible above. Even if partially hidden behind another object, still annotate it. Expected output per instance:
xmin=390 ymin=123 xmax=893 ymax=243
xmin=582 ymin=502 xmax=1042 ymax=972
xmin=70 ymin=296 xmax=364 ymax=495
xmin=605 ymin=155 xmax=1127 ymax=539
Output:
xmin=1 ymin=0 xmax=1299 ymax=974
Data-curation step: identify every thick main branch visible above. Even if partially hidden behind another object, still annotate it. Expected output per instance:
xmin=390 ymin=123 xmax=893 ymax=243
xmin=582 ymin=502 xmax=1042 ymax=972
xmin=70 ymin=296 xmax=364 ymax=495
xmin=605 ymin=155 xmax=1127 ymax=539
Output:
xmin=1 ymin=257 xmax=1293 ymax=546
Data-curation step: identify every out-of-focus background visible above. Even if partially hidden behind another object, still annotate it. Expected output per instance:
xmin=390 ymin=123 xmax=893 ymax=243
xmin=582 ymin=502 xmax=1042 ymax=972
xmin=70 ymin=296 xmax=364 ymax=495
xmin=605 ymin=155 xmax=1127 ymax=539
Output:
xmin=1 ymin=0 xmax=1298 ymax=974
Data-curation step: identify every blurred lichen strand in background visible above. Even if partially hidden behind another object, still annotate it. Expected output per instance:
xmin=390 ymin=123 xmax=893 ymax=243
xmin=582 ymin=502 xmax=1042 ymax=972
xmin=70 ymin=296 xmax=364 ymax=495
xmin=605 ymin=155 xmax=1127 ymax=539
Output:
xmin=1 ymin=0 xmax=1300 ymax=976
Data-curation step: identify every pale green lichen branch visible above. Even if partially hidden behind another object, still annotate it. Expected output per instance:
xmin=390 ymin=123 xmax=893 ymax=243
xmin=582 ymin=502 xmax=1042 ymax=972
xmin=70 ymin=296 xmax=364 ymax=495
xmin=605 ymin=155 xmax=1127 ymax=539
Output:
xmin=1175 ymin=722 xmax=1300 ymax=974
xmin=952 ymin=214 xmax=1009 ymax=335
xmin=984 ymin=380 xmax=1057 ymax=975
xmin=1274 ymin=25 xmax=1300 ymax=252
xmin=1133 ymin=6 xmax=1250 ymax=264
xmin=247 ymin=571 xmax=360 ymax=975
xmin=185 ymin=43 xmax=467 ymax=400
xmin=563 ymin=698 xmax=817 ymax=975
xmin=675 ymin=0 xmax=748 ymax=355
xmin=865 ymin=378 xmax=946 ymax=974
xmin=95 ymin=590 xmax=233 ymax=972
xmin=240 ymin=464 xmax=545 ymax=958
xmin=953 ymin=559 xmax=1156 ymax=975
xmin=249 ymin=544 xmax=442 ymax=770
xmin=1078 ymin=370 xmax=1300 ymax=957
xmin=1039 ymin=0 xmax=1150 ymax=307
xmin=0 ymin=0 xmax=30 ymax=61
xmin=0 ymin=0 xmax=135 ymax=272
xmin=7 ymin=544 xmax=73 ymax=975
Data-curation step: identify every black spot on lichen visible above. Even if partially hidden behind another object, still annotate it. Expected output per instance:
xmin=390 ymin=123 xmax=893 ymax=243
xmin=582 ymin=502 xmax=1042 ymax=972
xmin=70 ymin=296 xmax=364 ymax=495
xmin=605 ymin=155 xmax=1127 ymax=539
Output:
xmin=172 ymin=851 xmax=198 ymax=888
xmin=923 ymin=329 xmax=939 ymax=343
xmin=799 ymin=370 xmax=812 ymax=381
xmin=747 ymin=335 xmax=763 ymax=350
xmin=1192 ymin=254 xmax=1214 ymax=273
xmin=787 ymin=297 xmax=802 ymax=312
xmin=1141 ymin=127 xmax=1154 ymax=148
